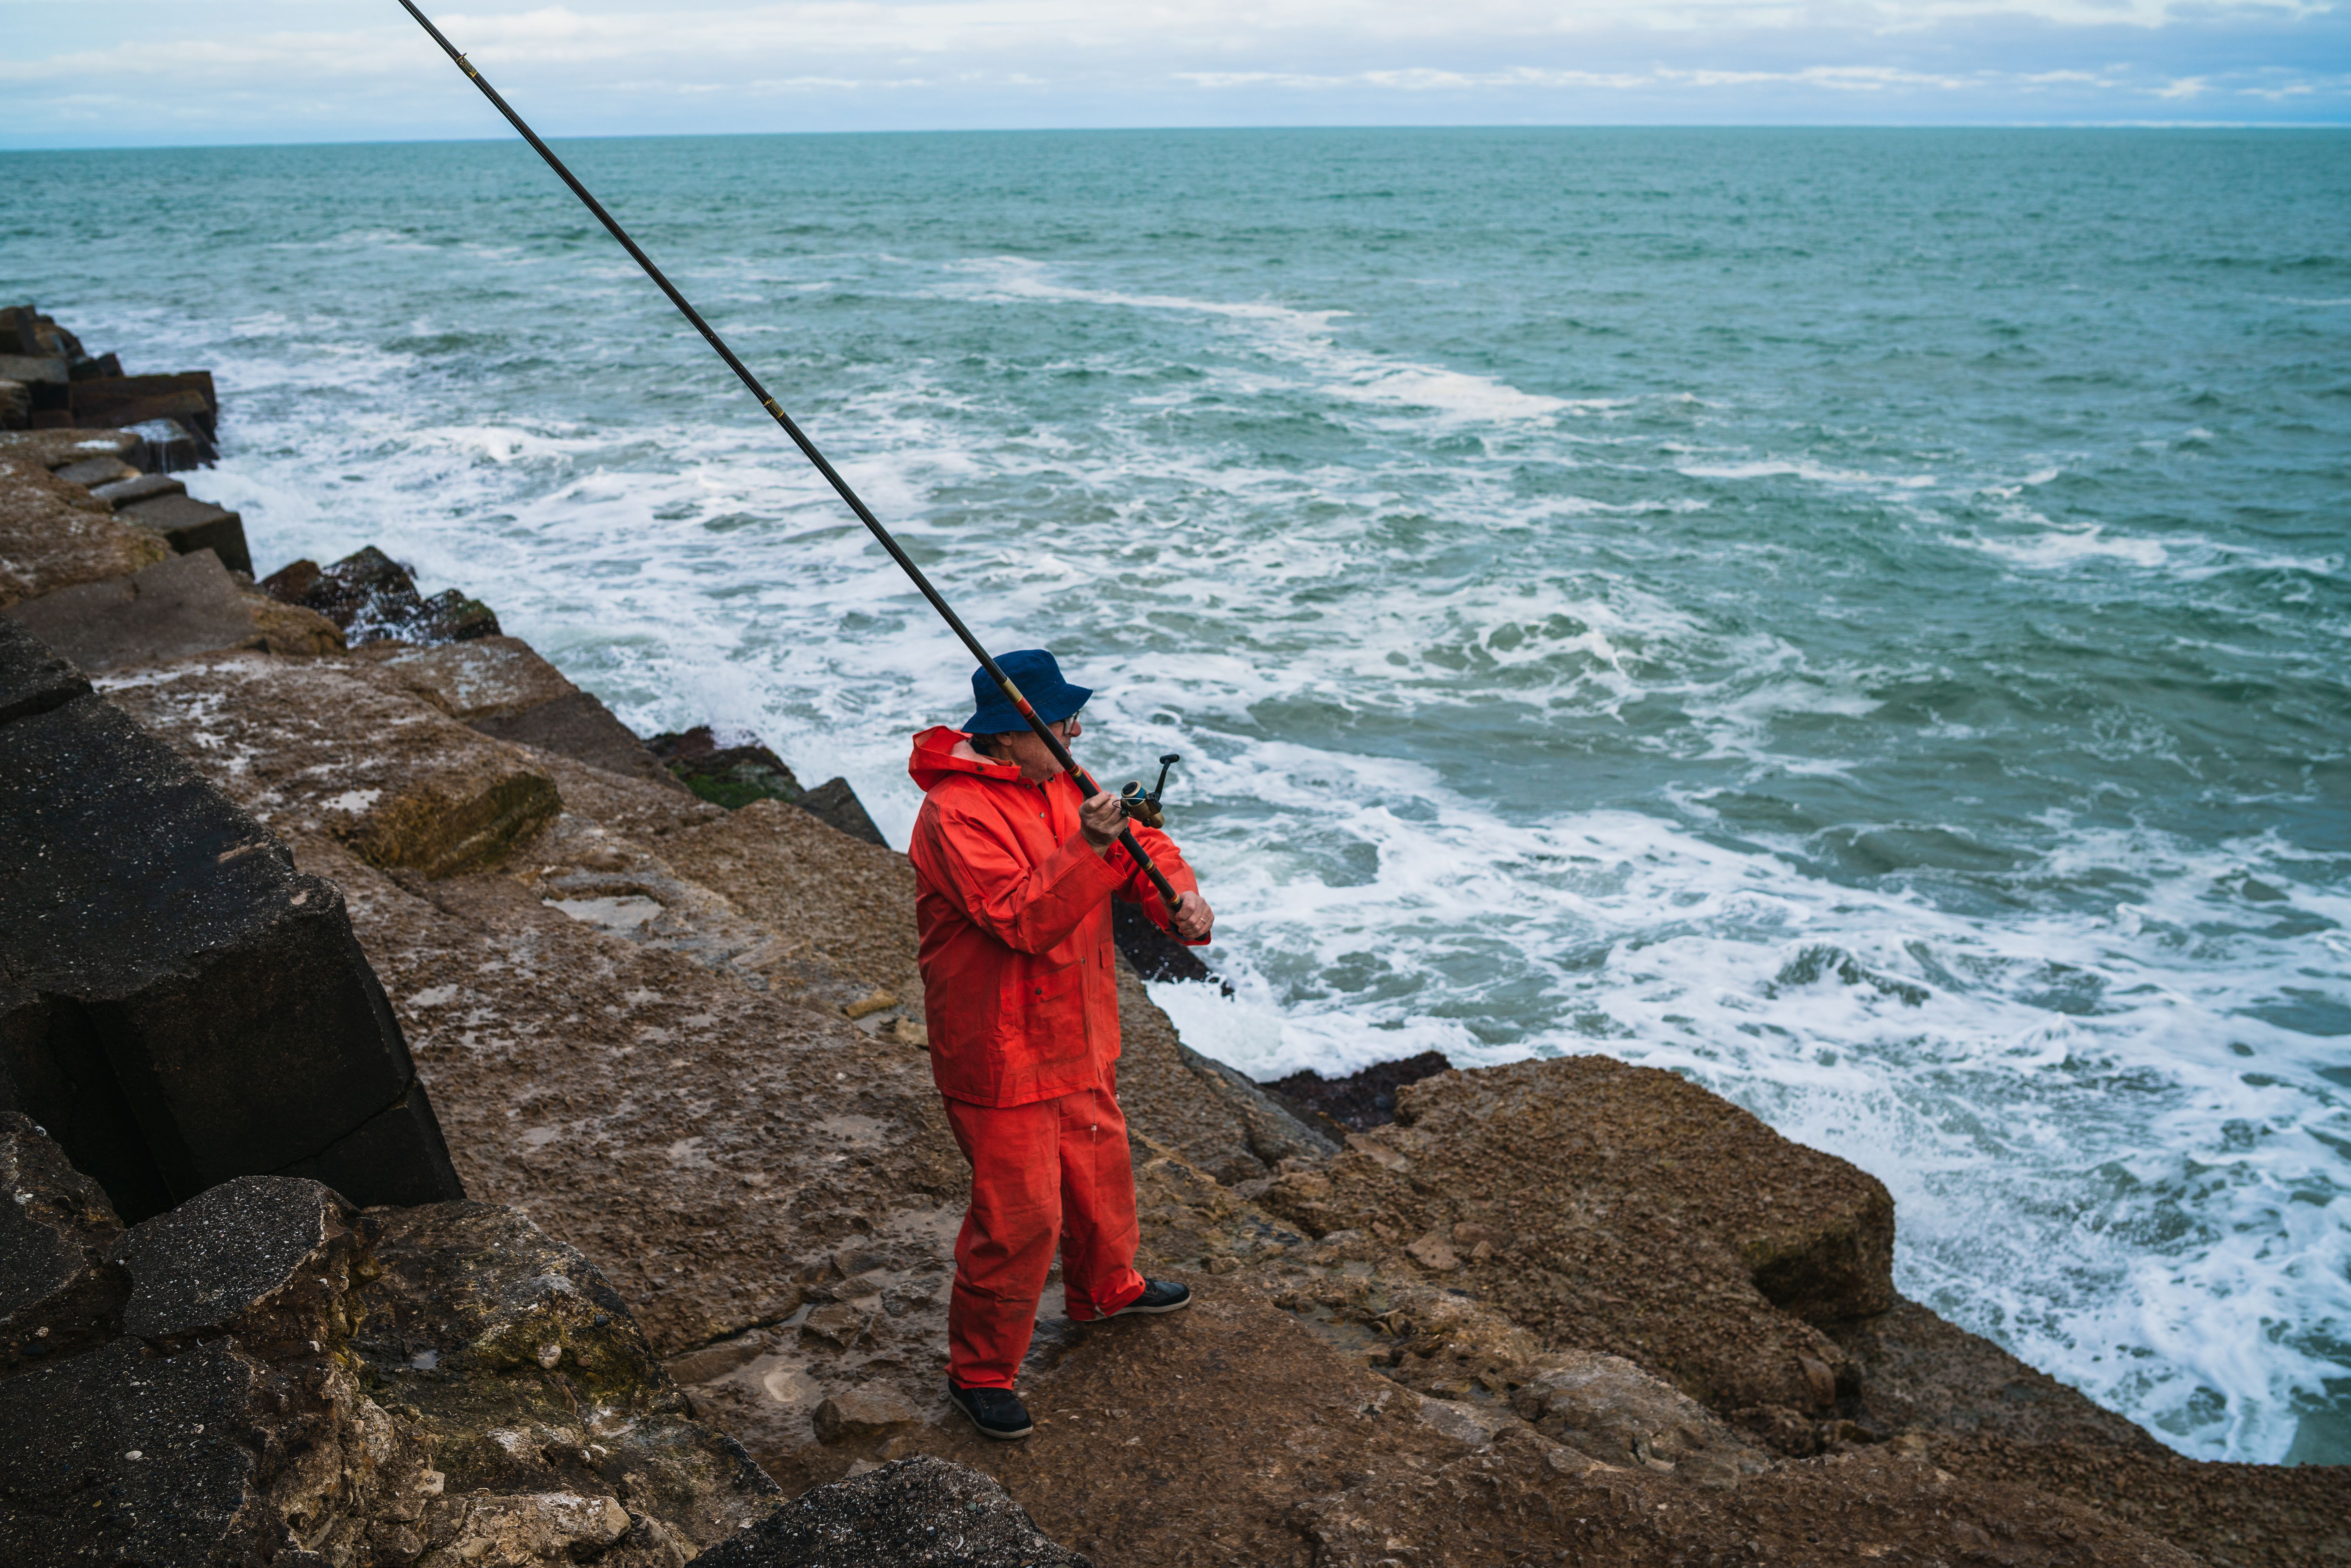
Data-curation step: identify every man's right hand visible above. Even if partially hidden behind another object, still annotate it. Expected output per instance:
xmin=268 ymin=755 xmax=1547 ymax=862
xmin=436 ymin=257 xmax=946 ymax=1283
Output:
xmin=1079 ymin=789 xmax=1127 ymax=853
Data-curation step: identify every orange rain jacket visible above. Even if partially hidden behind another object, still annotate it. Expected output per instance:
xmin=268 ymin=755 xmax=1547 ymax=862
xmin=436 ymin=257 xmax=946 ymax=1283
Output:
xmin=906 ymin=725 xmax=1201 ymax=1109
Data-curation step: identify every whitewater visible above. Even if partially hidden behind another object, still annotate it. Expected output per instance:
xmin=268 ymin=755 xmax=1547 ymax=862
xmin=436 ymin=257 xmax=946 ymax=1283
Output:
xmin=7 ymin=127 xmax=2346 ymax=1464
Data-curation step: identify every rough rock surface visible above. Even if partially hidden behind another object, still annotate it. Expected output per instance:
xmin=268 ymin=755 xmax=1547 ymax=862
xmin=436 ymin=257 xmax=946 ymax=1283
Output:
xmin=6 ymin=547 xmax=263 ymax=671
xmin=1262 ymin=1049 xmax=1452 ymax=1134
xmin=1 ymin=631 xmax=461 ymax=1219
xmin=361 ymin=635 xmax=682 ymax=790
xmin=102 ymin=653 xmax=561 ymax=880
xmin=266 ymin=546 xmax=502 ymax=646
xmin=1254 ymin=1055 xmax=1894 ymax=1427
xmin=689 ymin=1456 xmax=1087 ymax=1568
xmin=0 ymin=1130 xmax=776 ymax=1568
xmin=0 ymin=444 xmax=171 ymax=606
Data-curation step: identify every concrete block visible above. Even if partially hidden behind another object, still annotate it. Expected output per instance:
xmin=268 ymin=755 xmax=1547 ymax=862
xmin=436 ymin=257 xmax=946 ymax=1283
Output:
xmin=362 ymin=633 xmax=575 ymax=721
xmin=0 ymin=427 xmax=141 ymax=469
xmin=124 ymin=417 xmax=200 ymax=473
xmin=473 ymin=688 xmax=678 ymax=788
xmin=0 ymin=354 xmax=67 ymax=387
xmin=68 ymin=352 xmax=122 ymax=381
xmin=2 ymin=549 xmax=261 ymax=672
xmin=0 ymin=1111 xmax=126 ymax=1373
xmin=67 ymin=372 xmax=217 ymax=442
xmin=0 ymin=380 xmax=26 ymax=431
xmin=52 ymin=455 xmax=138 ymax=489
xmin=89 ymin=472 xmax=183 ymax=506
xmin=100 ymin=653 xmax=563 ymax=882
xmin=111 ymin=1175 xmax=354 ymax=1341
xmin=0 ymin=665 xmax=463 ymax=1220
xmin=800 ymin=776 xmax=887 ymax=846
xmin=117 ymin=491 xmax=251 ymax=576
xmin=0 ymin=613 xmax=91 ymax=724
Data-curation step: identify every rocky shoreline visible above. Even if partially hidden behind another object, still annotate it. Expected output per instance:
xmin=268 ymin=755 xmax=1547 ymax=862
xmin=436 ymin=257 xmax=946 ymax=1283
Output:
xmin=4 ymin=306 xmax=2346 ymax=1566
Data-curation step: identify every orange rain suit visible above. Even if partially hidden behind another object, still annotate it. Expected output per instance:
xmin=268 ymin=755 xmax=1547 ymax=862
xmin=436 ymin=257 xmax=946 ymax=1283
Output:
xmin=906 ymin=724 xmax=1202 ymax=1389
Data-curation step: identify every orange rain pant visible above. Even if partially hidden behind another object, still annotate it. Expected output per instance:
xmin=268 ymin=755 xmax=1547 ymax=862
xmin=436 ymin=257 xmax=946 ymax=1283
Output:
xmin=943 ymin=1082 xmax=1147 ymax=1389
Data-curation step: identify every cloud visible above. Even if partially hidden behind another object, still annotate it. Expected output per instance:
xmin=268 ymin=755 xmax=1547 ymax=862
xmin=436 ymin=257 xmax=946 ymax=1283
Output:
xmin=0 ymin=0 xmax=2345 ymax=142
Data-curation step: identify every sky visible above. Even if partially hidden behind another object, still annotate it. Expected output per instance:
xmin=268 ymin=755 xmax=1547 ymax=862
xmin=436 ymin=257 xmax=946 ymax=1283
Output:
xmin=2 ymin=0 xmax=2347 ymax=147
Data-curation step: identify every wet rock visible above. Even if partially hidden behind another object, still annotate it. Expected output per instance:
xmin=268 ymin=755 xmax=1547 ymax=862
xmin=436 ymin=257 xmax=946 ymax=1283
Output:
xmin=1254 ymin=1055 xmax=1894 ymax=1421
xmin=0 ymin=647 xmax=462 ymax=1219
xmin=476 ymin=691 xmax=680 ymax=789
xmin=0 ymin=379 xmax=27 ymax=430
xmin=66 ymin=371 xmax=219 ymax=456
xmin=0 ymin=427 xmax=142 ymax=470
xmin=0 ymin=444 xmax=172 ymax=607
xmin=0 ymin=614 xmax=89 ymax=722
xmin=812 ymin=1385 xmax=923 ymax=1443
xmin=103 ymin=653 xmax=563 ymax=882
xmin=116 ymin=490 xmax=251 ymax=575
xmin=242 ymin=591 xmax=347 ymax=657
xmin=687 ymin=1455 xmax=1087 ymax=1568
xmin=274 ymin=545 xmax=501 ymax=646
xmin=797 ymin=776 xmax=887 ymax=847
xmin=650 ymin=725 xmax=806 ymax=808
xmin=0 ymin=1111 xmax=126 ymax=1372
xmin=1175 ymin=1038 xmax=1340 ymax=1170
xmin=4 ymin=548 xmax=261 ymax=672
xmin=1109 ymin=899 xmax=1222 ymax=988
xmin=111 ymin=1175 xmax=356 ymax=1342
xmin=366 ymin=634 xmax=582 ymax=723
xmin=125 ymin=417 xmax=202 ymax=473
xmin=1262 ymin=1049 xmax=1452 ymax=1135
xmin=51 ymin=454 xmax=138 ymax=488
xmin=88 ymin=470 xmax=182 ymax=506
xmin=1510 ymin=1348 xmax=1772 ymax=1488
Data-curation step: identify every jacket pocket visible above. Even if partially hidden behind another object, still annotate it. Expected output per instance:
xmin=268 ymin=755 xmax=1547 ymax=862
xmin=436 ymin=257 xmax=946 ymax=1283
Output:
xmin=1001 ymin=959 xmax=1088 ymax=1067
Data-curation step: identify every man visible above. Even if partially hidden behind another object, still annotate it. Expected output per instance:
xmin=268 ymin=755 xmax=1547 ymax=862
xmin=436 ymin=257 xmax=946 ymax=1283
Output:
xmin=906 ymin=648 xmax=1215 ymax=1440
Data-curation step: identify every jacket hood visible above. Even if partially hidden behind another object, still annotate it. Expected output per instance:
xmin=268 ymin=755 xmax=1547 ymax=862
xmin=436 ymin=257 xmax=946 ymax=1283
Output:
xmin=909 ymin=724 xmax=1025 ymax=793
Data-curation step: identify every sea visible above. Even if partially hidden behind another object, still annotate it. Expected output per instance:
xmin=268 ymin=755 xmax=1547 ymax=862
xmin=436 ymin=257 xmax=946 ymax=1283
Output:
xmin=7 ymin=127 xmax=2347 ymax=1466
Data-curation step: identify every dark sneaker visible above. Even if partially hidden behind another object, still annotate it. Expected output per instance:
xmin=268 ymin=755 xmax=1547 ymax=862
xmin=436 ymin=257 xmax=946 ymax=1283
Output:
xmin=947 ymin=1381 xmax=1034 ymax=1440
xmin=1106 ymin=1279 xmax=1192 ymax=1317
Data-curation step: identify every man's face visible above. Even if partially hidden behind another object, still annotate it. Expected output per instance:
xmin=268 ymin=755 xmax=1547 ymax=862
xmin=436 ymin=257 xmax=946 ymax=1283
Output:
xmin=991 ymin=715 xmax=1080 ymax=783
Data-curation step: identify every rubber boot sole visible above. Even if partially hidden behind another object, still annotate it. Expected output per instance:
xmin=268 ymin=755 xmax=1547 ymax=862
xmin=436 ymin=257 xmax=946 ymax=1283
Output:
xmin=949 ymin=1390 xmax=1033 ymax=1441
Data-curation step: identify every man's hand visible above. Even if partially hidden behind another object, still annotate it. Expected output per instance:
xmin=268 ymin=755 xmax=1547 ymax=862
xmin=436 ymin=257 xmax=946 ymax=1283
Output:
xmin=1079 ymin=790 xmax=1127 ymax=852
xmin=1171 ymin=891 xmax=1214 ymax=942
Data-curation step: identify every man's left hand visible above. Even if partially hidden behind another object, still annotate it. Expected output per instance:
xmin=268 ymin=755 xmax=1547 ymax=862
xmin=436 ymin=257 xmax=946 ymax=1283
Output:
xmin=1171 ymin=891 xmax=1214 ymax=942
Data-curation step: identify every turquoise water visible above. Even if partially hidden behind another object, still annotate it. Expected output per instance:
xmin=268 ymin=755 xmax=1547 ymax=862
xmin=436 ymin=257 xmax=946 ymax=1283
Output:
xmin=7 ymin=129 xmax=2348 ymax=1463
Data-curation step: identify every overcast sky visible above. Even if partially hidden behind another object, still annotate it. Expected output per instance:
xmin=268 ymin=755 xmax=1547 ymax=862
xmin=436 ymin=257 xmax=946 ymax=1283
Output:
xmin=4 ymin=0 xmax=2346 ymax=146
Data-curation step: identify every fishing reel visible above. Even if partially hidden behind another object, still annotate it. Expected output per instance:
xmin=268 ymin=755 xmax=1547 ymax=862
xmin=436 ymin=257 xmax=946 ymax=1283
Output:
xmin=1118 ymin=754 xmax=1181 ymax=829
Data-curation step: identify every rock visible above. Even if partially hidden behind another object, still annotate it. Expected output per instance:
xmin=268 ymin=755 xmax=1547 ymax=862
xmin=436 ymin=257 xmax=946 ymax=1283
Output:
xmin=51 ymin=455 xmax=138 ymax=489
xmin=1405 ymin=1230 xmax=1460 ymax=1271
xmin=102 ymin=653 xmax=563 ymax=881
xmin=0 ymin=1116 xmax=775 ymax=1568
xmin=797 ymin=777 xmax=886 ymax=846
xmin=0 ymin=639 xmax=463 ymax=1219
xmin=281 ymin=545 xmax=501 ymax=646
xmin=68 ymin=352 xmax=122 ymax=381
xmin=650 ymin=725 xmax=807 ymax=809
xmin=686 ymin=1456 xmax=1087 ymax=1568
xmin=474 ymin=690 xmax=680 ymax=789
xmin=646 ymin=727 xmax=882 ymax=838
xmin=0 ymin=427 xmax=142 ymax=470
xmin=66 ymin=371 xmax=219 ymax=452
xmin=0 ymin=1111 xmax=126 ymax=1372
xmin=124 ymin=417 xmax=200 ymax=473
xmin=1262 ymin=1049 xmax=1453 ymax=1134
xmin=365 ymin=634 xmax=581 ymax=722
xmin=0 ymin=446 xmax=173 ymax=608
xmin=3 ymin=548 xmax=261 ymax=671
xmin=0 ymin=615 xmax=89 ymax=723
xmin=1109 ymin=899 xmax=1220 ymax=987
xmin=1174 ymin=1038 xmax=1341 ymax=1169
xmin=88 ymin=471 xmax=183 ymax=506
xmin=111 ymin=1175 xmax=356 ymax=1342
xmin=1509 ymin=1348 xmax=1772 ymax=1488
xmin=0 ymin=353 xmax=67 ymax=388
xmin=243 ymin=592 xmax=346 ymax=657
xmin=423 ymin=1492 xmax=632 ymax=1566
xmin=116 ymin=491 xmax=252 ymax=575
xmin=0 ymin=380 xmax=27 ymax=430
xmin=1254 ymin=1055 xmax=1894 ymax=1422
xmin=812 ymin=1385 xmax=923 ymax=1443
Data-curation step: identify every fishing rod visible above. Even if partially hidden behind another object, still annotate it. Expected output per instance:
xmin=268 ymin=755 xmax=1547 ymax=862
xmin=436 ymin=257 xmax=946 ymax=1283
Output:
xmin=396 ymin=0 xmax=1185 ymax=911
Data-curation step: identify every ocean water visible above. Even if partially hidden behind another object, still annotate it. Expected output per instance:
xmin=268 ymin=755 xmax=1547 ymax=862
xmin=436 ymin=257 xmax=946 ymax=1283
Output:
xmin=6 ymin=128 xmax=2347 ymax=1465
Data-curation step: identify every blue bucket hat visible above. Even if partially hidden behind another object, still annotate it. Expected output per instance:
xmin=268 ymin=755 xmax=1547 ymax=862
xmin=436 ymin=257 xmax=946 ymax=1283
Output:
xmin=965 ymin=649 xmax=1091 ymax=735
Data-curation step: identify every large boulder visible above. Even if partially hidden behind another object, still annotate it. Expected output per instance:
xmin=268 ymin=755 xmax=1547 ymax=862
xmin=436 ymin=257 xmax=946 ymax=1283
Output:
xmin=1256 ymin=1054 xmax=1895 ymax=1428
xmin=360 ymin=636 xmax=681 ymax=790
xmin=0 ymin=619 xmax=463 ymax=1220
xmin=0 ymin=441 xmax=171 ymax=607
